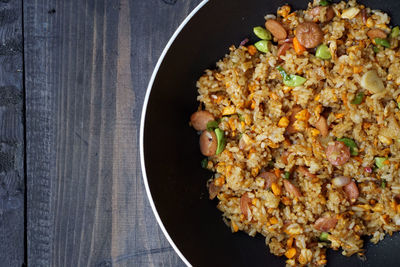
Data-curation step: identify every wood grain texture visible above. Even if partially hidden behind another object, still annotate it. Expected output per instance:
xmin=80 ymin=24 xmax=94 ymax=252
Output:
xmin=0 ymin=0 xmax=24 ymax=266
xmin=25 ymin=0 xmax=201 ymax=266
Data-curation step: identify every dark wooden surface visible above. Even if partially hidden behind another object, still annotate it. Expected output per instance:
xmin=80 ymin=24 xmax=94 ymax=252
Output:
xmin=0 ymin=0 xmax=24 ymax=266
xmin=23 ymin=0 xmax=202 ymax=266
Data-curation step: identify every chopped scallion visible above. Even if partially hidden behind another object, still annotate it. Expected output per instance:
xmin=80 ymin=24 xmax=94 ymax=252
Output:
xmin=375 ymin=157 xmax=388 ymax=169
xmin=277 ymin=66 xmax=307 ymax=87
xmin=215 ymin=128 xmax=226 ymax=155
xmin=206 ymin=120 xmax=219 ymax=131
xmin=319 ymin=232 xmax=329 ymax=242
xmin=375 ymin=38 xmax=390 ymax=48
xmin=351 ymin=92 xmax=364 ymax=105
xmin=337 ymin=137 xmax=359 ymax=156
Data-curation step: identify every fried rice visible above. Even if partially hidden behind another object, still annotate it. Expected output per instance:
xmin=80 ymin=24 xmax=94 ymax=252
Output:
xmin=190 ymin=0 xmax=400 ymax=265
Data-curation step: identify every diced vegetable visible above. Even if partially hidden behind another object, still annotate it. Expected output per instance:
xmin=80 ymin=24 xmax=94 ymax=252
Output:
xmin=253 ymin=26 xmax=272 ymax=40
xmin=375 ymin=38 xmax=390 ymax=48
xmin=351 ymin=92 xmax=364 ymax=105
xmin=293 ymin=37 xmax=306 ymax=55
xmin=201 ymin=158 xmax=208 ymax=169
xmin=361 ymin=70 xmax=385 ymax=94
xmin=277 ymin=66 xmax=307 ymax=87
xmin=391 ymin=26 xmax=400 ymax=38
xmin=375 ymin=157 xmax=388 ymax=168
xmin=319 ymin=232 xmax=330 ymax=242
xmin=214 ymin=128 xmax=226 ymax=155
xmin=337 ymin=137 xmax=359 ymax=156
xmin=206 ymin=120 xmax=219 ymax=131
xmin=254 ymin=40 xmax=271 ymax=53
xmin=381 ymin=179 xmax=387 ymax=188
xmin=319 ymin=0 xmax=331 ymax=6
xmin=315 ymin=44 xmax=331 ymax=59
xmin=284 ymin=171 xmax=290 ymax=179
xmin=373 ymin=46 xmax=380 ymax=53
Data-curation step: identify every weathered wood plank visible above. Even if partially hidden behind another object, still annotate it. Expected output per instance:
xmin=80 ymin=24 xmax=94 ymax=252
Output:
xmin=0 ymin=0 xmax=24 ymax=266
xmin=25 ymin=0 xmax=201 ymax=266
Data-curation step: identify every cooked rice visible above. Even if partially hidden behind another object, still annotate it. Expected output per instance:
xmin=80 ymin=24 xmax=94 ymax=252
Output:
xmin=192 ymin=0 xmax=400 ymax=265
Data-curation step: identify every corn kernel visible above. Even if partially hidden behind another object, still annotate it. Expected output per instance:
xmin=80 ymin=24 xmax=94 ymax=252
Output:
xmin=251 ymin=100 xmax=256 ymax=110
xmin=353 ymin=66 xmax=363 ymax=74
xmin=396 ymin=204 xmax=400 ymax=214
xmin=285 ymin=248 xmax=297 ymax=259
xmin=232 ymin=221 xmax=239 ymax=232
xmin=222 ymin=106 xmax=236 ymax=116
xmin=372 ymin=203 xmax=383 ymax=212
xmin=214 ymin=176 xmax=225 ymax=186
xmin=267 ymin=140 xmax=280 ymax=148
xmin=282 ymin=196 xmax=291 ymax=206
xmin=314 ymin=94 xmax=321 ymax=101
xmin=294 ymin=109 xmax=309 ymax=121
xmin=335 ymin=113 xmax=345 ymax=119
xmin=278 ymin=116 xmax=290 ymax=128
xmin=251 ymin=167 xmax=259 ymax=177
xmin=252 ymin=198 xmax=258 ymax=206
xmin=269 ymin=217 xmax=278 ymax=224
xmin=311 ymin=128 xmax=320 ymax=137
xmin=247 ymin=45 xmax=257 ymax=56
xmin=271 ymin=182 xmax=281 ymax=196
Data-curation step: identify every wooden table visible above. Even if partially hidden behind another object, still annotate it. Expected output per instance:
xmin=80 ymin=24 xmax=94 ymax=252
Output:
xmin=1 ymin=0 xmax=202 ymax=265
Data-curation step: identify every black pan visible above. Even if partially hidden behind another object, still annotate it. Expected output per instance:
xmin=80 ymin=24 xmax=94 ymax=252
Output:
xmin=140 ymin=1 xmax=400 ymax=266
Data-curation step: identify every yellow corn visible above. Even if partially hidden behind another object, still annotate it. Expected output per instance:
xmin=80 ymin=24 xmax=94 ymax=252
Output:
xmin=294 ymin=109 xmax=309 ymax=121
xmin=251 ymin=100 xmax=256 ymax=110
xmin=282 ymin=196 xmax=291 ymax=206
xmin=247 ymin=45 xmax=257 ymax=56
xmin=232 ymin=221 xmax=239 ymax=232
xmin=311 ymin=128 xmax=320 ymax=137
xmin=314 ymin=94 xmax=321 ymax=101
xmin=267 ymin=140 xmax=280 ymax=148
xmin=353 ymin=66 xmax=363 ymax=74
xmin=278 ymin=116 xmax=290 ymax=128
xmin=214 ymin=176 xmax=225 ymax=186
xmin=372 ymin=203 xmax=383 ymax=212
xmin=285 ymin=248 xmax=297 ymax=259
xmin=335 ymin=113 xmax=345 ymax=119
xmin=251 ymin=167 xmax=259 ymax=177
xmin=252 ymin=198 xmax=258 ymax=206
xmin=396 ymin=204 xmax=400 ymax=214
xmin=271 ymin=182 xmax=281 ymax=196
xmin=222 ymin=106 xmax=236 ymax=116
xmin=269 ymin=217 xmax=279 ymax=224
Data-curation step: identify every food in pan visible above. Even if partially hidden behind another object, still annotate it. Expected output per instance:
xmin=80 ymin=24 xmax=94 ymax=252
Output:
xmin=190 ymin=0 xmax=400 ymax=265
